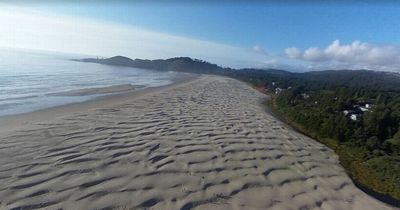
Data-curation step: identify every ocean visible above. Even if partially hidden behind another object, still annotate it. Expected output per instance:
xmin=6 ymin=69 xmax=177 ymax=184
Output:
xmin=0 ymin=49 xmax=177 ymax=116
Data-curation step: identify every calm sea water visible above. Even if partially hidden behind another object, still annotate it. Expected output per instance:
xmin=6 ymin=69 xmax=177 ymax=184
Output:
xmin=0 ymin=50 xmax=177 ymax=116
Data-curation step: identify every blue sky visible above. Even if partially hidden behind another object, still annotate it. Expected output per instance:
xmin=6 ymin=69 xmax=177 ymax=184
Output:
xmin=2 ymin=1 xmax=400 ymax=71
xmin=31 ymin=1 xmax=400 ymax=52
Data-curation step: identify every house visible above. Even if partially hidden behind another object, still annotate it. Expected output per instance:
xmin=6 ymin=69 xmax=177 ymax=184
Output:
xmin=343 ymin=106 xmax=365 ymax=121
xmin=275 ymin=88 xmax=284 ymax=95
xmin=350 ymin=114 xmax=362 ymax=121
xmin=344 ymin=110 xmax=362 ymax=121
xmin=354 ymin=102 xmax=372 ymax=112
xmin=301 ymin=93 xmax=310 ymax=99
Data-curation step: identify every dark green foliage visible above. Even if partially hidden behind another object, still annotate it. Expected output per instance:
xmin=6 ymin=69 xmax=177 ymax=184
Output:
xmin=266 ymin=72 xmax=400 ymax=201
xmin=79 ymin=56 xmax=231 ymax=74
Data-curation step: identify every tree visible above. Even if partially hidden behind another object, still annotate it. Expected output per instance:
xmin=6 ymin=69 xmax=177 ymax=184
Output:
xmin=366 ymin=136 xmax=379 ymax=151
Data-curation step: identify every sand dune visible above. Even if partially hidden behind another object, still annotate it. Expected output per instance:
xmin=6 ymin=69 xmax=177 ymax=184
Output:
xmin=0 ymin=76 xmax=395 ymax=210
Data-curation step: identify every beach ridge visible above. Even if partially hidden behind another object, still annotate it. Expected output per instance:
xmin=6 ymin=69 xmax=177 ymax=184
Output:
xmin=0 ymin=75 xmax=394 ymax=210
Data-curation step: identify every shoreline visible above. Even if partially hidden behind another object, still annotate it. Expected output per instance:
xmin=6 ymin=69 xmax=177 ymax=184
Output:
xmin=0 ymin=72 xmax=201 ymax=134
xmin=47 ymin=84 xmax=139 ymax=96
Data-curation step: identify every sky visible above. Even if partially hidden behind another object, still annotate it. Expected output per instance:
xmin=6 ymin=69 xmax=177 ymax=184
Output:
xmin=1 ymin=1 xmax=400 ymax=71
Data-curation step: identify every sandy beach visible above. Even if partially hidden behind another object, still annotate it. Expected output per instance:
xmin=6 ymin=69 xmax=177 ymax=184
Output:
xmin=0 ymin=75 xmax=395 ymax=210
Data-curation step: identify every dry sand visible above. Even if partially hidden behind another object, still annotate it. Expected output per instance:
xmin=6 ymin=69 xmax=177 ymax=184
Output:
xmin=0 ymin=75 xmax=395 ymax=210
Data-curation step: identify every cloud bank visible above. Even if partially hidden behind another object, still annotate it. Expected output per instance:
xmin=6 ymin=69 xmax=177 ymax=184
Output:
xmin=285 ymin=40 xmax=400 ymax=71
xmin=0 ymin=6 xmax=270 ymax=68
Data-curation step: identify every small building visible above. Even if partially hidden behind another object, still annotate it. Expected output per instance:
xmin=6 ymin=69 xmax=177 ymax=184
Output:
xmin=301 ymin=93 xmax=310 ymax=99
xmin=343 ymin=108 xmax=363 ymax=121
xmin=275 ymin=88 xmax=284 ymax=95
xmin=354 ymin=102 xmax=372 ymax=112
xmin=350 ymin=114 xmax=362 ymax=121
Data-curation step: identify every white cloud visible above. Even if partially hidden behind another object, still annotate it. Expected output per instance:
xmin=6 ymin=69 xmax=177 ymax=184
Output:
xmin=252 ymin=45 xmax=267 ymax=54
xmin=0 ymin=6 xmax=271 ymax=68
xmin=285 ymin=40 xmax=400 ymax=71
xmin=285 ymin=47 xmax=301 ymax=59
xmin=303 ymin=47 xmax=325 ymax=61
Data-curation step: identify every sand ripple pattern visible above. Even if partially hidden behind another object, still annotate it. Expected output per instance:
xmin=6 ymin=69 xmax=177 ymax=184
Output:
xmin=0 ymin=76 xmax=393 ymax=210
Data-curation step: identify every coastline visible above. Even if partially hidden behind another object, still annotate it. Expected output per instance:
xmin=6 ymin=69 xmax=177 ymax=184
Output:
xmin=0 ymin=75 xmax=395 ymax=209
xmin=0 ymin=72 xmax=200 ymax=134
xmin=47 ymin=84 xmax=138 ymax=96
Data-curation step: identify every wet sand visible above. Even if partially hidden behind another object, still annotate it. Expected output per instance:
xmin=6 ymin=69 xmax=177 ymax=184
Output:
xmin=48 ymin=84 xmax=138 ymax=96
